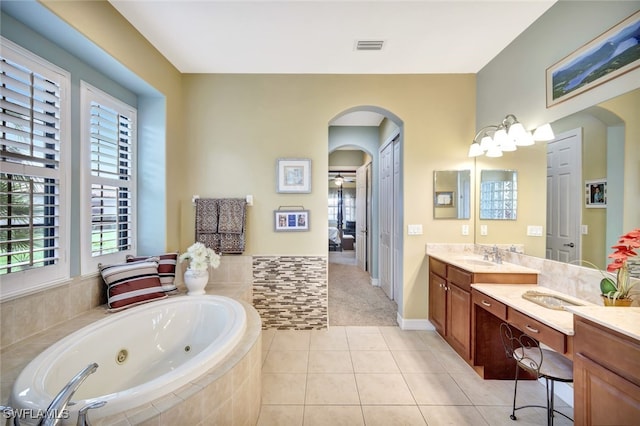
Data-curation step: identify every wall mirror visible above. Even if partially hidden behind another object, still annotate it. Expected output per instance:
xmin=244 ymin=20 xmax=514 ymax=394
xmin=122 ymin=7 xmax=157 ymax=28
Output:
xmin=479 ymin=170 xmax=517 ymax=220
xmin=433 ymin=170 xmax=471 ymax=220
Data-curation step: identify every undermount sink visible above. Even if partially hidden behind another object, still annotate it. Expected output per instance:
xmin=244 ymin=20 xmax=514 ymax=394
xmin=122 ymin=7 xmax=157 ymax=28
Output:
xmin=454 ymin=257 xmax=496 ymax=267
xmin=522 ymin=290 xmax=586 ymax=310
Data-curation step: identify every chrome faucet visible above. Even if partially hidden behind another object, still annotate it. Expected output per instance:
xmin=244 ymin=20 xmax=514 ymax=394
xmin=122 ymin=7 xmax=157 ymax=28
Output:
xmin=38 ymin=363 xmax=99 ymax=426
xmin=76 ymin=401 xmax=107 ymax=426
xmin=492 ymin=245 xmax=503 ymax=264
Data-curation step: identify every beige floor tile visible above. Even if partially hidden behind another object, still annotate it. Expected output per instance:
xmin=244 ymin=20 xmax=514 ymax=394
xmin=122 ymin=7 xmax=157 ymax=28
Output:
xmin=391 ymin=350 xmax=446 ymax=374
xmin=355 ymin=373 xmax=416 ymax=405
xmin=379 ymin=327 xmax=430 ymax=350
xmin=302 ymin=405 xmax=364 ymax=426
xmin=416 ymin=330 xmax=452 ymax=351
xmin=308 ymin=350 xmax=353 ymax=373
xmin=262 ymin=329 xmax=277 ymax=352
xmin=262 ymin=373 xmax=307 ymax=405
xmin=310 ymin=327 xmax=349 ymax=350
xmin=450 ymin=372 xmax=548 ymax=407
xmin=271 ymin=330 xmax=311 ymax=350
xmin=263 ymin=350 xmax=309 ymax=373
xmin=305 ymin=373 xmax=360 ymax=405
xmin=403 ymin=373 xmax=472 ymax=405
xmin=351 ymin=350 xmax=399 ymax=373
xmin=345 ymin=326 xmax=382 ymax=335
xmin=347 ymin=332 xmax=389 ymax=351
xmin=419 ymin=405 xmax=489 ymax=426
xmin=433 ymin=348 xmax=475 ymax=373
xmin=474 ymin=405 xmax=549 ymax=426
xmin=257 ymin=405 xmax=304 ymax=426
xmin=362 ymin=405 xmax=427 ymax=426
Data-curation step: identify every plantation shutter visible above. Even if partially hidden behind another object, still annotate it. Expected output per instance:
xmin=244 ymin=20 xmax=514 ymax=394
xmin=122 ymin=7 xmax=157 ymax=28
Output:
xmin=89 ymin=101 xmax=134 ymax=257
xmin=0 ymin=51 xmax=64 ymax=276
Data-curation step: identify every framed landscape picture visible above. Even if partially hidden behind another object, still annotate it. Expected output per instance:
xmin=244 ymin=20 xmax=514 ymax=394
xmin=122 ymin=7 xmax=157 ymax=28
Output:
xmin=546 ymin=10 xmax=640 ymax=107
xmin=277 ymin=158 xmax=311 ymax=193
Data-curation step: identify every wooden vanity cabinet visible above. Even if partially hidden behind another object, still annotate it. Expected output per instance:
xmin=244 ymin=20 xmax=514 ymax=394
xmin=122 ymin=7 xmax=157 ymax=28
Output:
xmin=573 ymin=316 xmax=640 ymax=425
xmin=428 ymin=256 xmax=537 ymax=364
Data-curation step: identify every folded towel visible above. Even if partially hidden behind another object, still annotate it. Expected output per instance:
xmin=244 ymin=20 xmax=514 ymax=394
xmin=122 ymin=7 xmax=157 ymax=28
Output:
xmin=196 ymin=233 xmax=220 ymax=253
xmin=218 ymin=198 xmax=246 ymax=234
xmin=219 ymin=233 xmax=245 ymax=254
xmin=196 ymin=199 xmax=218 ymax=232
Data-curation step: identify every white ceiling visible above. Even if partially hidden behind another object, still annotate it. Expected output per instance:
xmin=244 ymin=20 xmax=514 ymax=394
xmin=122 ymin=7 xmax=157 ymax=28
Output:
xmin=109 ymin=0 xmax=557 ymax=75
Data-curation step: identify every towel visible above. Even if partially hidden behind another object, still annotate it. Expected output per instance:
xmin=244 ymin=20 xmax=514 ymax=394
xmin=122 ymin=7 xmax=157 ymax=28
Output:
xmin=218 ymin=198 xmax=246 ymax=234
xmin=195 ymin=199 xmax=218 ymax=233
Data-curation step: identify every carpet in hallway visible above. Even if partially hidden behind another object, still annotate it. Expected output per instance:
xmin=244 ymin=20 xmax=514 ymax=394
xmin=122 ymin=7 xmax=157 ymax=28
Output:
xmin=328 ymin=262 xmax=398 ymax=326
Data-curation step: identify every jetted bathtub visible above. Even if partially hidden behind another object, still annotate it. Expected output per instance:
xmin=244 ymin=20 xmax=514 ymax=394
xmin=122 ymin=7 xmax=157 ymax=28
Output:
xmin=10 ymin=295 xmax=247 ymax=424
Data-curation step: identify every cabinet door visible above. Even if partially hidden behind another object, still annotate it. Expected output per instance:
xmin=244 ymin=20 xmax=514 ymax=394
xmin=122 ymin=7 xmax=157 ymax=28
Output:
xmin=447 ymin=284 xmax=471 ymax=359
xmin=429 ymin=272 xmax=447 ymax=336
xmin=574 ymin=353 xmax=640 ymax=425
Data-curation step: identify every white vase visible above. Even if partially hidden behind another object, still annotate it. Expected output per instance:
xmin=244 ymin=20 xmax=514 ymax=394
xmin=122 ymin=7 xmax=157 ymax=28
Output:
xmin=184 ymin=268 xmax=209 ymax=296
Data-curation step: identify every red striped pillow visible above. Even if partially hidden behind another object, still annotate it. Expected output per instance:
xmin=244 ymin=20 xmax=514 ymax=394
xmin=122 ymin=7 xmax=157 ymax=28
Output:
xmin=100 ymin=259 xmax=167 ymax=311
xmin=126 ymin=253 xmax=178 ymax=293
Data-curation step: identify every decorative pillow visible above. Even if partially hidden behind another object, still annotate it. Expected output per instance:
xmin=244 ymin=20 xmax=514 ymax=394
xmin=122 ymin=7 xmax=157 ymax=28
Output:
xmin=100 ymin=259 xmax=167 ymax=311
xmin=126 ymin=253 xmax=178 ymax=293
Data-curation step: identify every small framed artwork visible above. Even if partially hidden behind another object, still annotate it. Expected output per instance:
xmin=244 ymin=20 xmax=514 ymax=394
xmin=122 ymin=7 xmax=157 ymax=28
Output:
xmin=277 ymin=158 xmax=311 ymax=193
xmin=435 ymin=191 xmax=455 ymax=207
xmin=274 ymin=209 xmax=310 ymax=232
xmin=585 ymin=179 xmax=607 ymax=208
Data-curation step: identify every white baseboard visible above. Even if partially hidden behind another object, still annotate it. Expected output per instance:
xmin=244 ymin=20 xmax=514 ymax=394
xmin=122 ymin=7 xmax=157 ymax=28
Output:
xmin=396 ymin=313 xmax=434 ymax=330
xmin=370 ymin=278 xmax=380 ymax=287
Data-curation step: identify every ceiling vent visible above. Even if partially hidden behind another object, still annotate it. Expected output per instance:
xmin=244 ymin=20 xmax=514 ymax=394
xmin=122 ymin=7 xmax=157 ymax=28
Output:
xmin=355 ymin=40 xmax=385 ymax=51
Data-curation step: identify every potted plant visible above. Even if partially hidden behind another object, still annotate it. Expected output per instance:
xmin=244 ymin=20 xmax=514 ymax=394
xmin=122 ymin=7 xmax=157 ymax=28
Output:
xmin=179 ymin=242 xmax=221 ymax=295
xmin=600 ymin=228 xmax=640 ymax=306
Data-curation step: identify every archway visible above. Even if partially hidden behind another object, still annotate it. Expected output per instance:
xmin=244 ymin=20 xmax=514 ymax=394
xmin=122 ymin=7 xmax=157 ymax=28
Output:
xmin=327 ymin=105 xmax=405 ymax=322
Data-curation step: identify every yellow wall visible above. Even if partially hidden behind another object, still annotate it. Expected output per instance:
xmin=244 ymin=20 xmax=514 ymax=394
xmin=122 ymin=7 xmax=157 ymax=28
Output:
xmin=42 ymin=2 xmax=479 ymax=320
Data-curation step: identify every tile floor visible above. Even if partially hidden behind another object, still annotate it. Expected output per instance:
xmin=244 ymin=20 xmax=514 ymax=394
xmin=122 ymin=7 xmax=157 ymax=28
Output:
xmin=257 ymin=326 xmax=573 ymax=425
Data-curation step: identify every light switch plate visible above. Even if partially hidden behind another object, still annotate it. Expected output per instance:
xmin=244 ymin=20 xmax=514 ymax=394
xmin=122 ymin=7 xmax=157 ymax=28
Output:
xmin=462 ymin=224 xmax=469 ymax=236
xmin=527 ymin=225 xmax=543 ymax=236
xmin=408 ymin=224 xmax=423 ymax=235
xmin=581 ymin=224 xmax=588 ymax=235
xmin=480 ymin=225 xmax=488 ymax=236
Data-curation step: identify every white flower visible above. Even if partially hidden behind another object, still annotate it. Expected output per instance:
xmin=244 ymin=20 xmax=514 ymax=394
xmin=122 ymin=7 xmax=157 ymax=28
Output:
xmin=179 ymin=242 xmax=221 ymax=271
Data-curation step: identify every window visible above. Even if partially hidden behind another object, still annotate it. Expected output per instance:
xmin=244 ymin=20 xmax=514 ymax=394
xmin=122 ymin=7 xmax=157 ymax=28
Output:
xmin=80 ymin=82 xmax=136 ymax=274
xmin=479 ymin=170 xmax=518 ymax=220
xmin=0 ymin=38 xmax=70 ymax=298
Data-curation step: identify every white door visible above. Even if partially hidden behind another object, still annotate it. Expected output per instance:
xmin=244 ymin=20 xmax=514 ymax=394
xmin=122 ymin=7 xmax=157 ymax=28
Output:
xmin=356 ymin=163 xmax=367 ymax=271
xmin=547 ymin=128 xmax=582 ymax=263
xmin=379 ymin=141 xmax=394 ymax=299
xmin=392 ymin=139 xmax=402 ymax=302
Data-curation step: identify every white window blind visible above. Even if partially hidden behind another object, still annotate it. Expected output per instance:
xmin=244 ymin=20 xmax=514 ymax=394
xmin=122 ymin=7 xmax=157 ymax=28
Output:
xmin=0 ymin=38 xmax=70 ymax=298
xmin=81 ymin=82 xmax=136 ymax=273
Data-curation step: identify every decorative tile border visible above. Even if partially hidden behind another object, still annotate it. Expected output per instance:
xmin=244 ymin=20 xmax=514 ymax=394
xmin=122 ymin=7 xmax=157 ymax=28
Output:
xmin=253 ymin=256 xmax=328 ymax=329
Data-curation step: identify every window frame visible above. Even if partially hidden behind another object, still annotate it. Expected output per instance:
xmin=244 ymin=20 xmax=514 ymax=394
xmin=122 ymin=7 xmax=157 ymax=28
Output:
xmin=80 ymin=81 xmax=137 ymax=275
xmin=0 ymin=38 xmax=71 ymax=300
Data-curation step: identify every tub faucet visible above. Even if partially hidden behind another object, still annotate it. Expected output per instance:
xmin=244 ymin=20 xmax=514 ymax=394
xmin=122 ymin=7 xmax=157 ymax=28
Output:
xmin=38 ymin=362 xmax=99 ymax=426
xmin=76 ymin=401 xmax=107 ymax=426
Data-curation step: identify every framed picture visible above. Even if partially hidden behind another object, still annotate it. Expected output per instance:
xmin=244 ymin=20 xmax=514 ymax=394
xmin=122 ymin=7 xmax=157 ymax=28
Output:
xmin=274 ymin=209 xmax=310 ymax=232
xmin=585 ymin=179 xmax=607 ymax=208
xmin=546 ymin=10 xmax=640 ymax=107
xmin=435 ymin=191 xmax=454 ymax=207
xmin=277 ymin=158 xmax=311 ymax=193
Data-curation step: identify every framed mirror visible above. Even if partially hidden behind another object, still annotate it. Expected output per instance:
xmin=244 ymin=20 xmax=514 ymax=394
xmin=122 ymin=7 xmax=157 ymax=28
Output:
xmin=479 ymin=170 xmax=518 ymax=220
xmin=433 ymin=170 xmax=471 ymax=219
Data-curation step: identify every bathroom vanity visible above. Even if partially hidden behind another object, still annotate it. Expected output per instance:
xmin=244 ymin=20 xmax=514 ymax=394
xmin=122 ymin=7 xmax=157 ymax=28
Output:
xmin=427 ymin=253 xmax=538 ymax=363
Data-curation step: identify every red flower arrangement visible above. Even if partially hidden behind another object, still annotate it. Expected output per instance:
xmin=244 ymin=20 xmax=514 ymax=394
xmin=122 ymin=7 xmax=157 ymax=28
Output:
xmin=604 ymin=228 xmax=640 ymax=301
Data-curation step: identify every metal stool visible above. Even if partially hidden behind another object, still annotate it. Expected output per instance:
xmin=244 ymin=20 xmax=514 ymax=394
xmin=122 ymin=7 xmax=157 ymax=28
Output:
xmin=499 ymin=323 xmax=574 ymax=425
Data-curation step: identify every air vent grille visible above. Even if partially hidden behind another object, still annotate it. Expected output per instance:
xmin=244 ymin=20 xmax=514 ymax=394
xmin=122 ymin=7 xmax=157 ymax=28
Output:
xmin=355 ymin=40 xmax=385 ymax=51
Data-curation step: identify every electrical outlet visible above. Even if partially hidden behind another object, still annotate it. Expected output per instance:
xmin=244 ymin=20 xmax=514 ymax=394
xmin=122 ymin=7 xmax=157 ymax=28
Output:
xmin=480 ymin=225 xmax=488 ymax=236
xmin=462 ymin=224 xmax=469 ymax=236
xmin=581 ymin=224 xmax=588 ymax=235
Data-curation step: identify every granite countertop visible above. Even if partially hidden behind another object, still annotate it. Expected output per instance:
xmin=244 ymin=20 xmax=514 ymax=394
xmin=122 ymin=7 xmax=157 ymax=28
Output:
xmin=564 ymin=306 xmax=640 ymax=341
xmin=471 ymin=284 xmax=596 ymax=335
xmin=427 ymin=250 xmax=540 ymax=274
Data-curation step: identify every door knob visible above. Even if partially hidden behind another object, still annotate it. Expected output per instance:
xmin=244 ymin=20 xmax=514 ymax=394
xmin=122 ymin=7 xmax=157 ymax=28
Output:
xmin=563 ymin=242 xmax=575 ymax=248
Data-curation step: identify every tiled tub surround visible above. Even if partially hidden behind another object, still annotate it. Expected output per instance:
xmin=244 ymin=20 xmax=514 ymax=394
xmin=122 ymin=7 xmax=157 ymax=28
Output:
xmin=1 ymin=294 xmax=262 ymax=426
xmin=0 ymin=255 xmax=254 ymax=351
xmin=426 ymin=243 xmax=639 ymax=305
xmin=253 ymin=256 xmax=328 ymax=330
